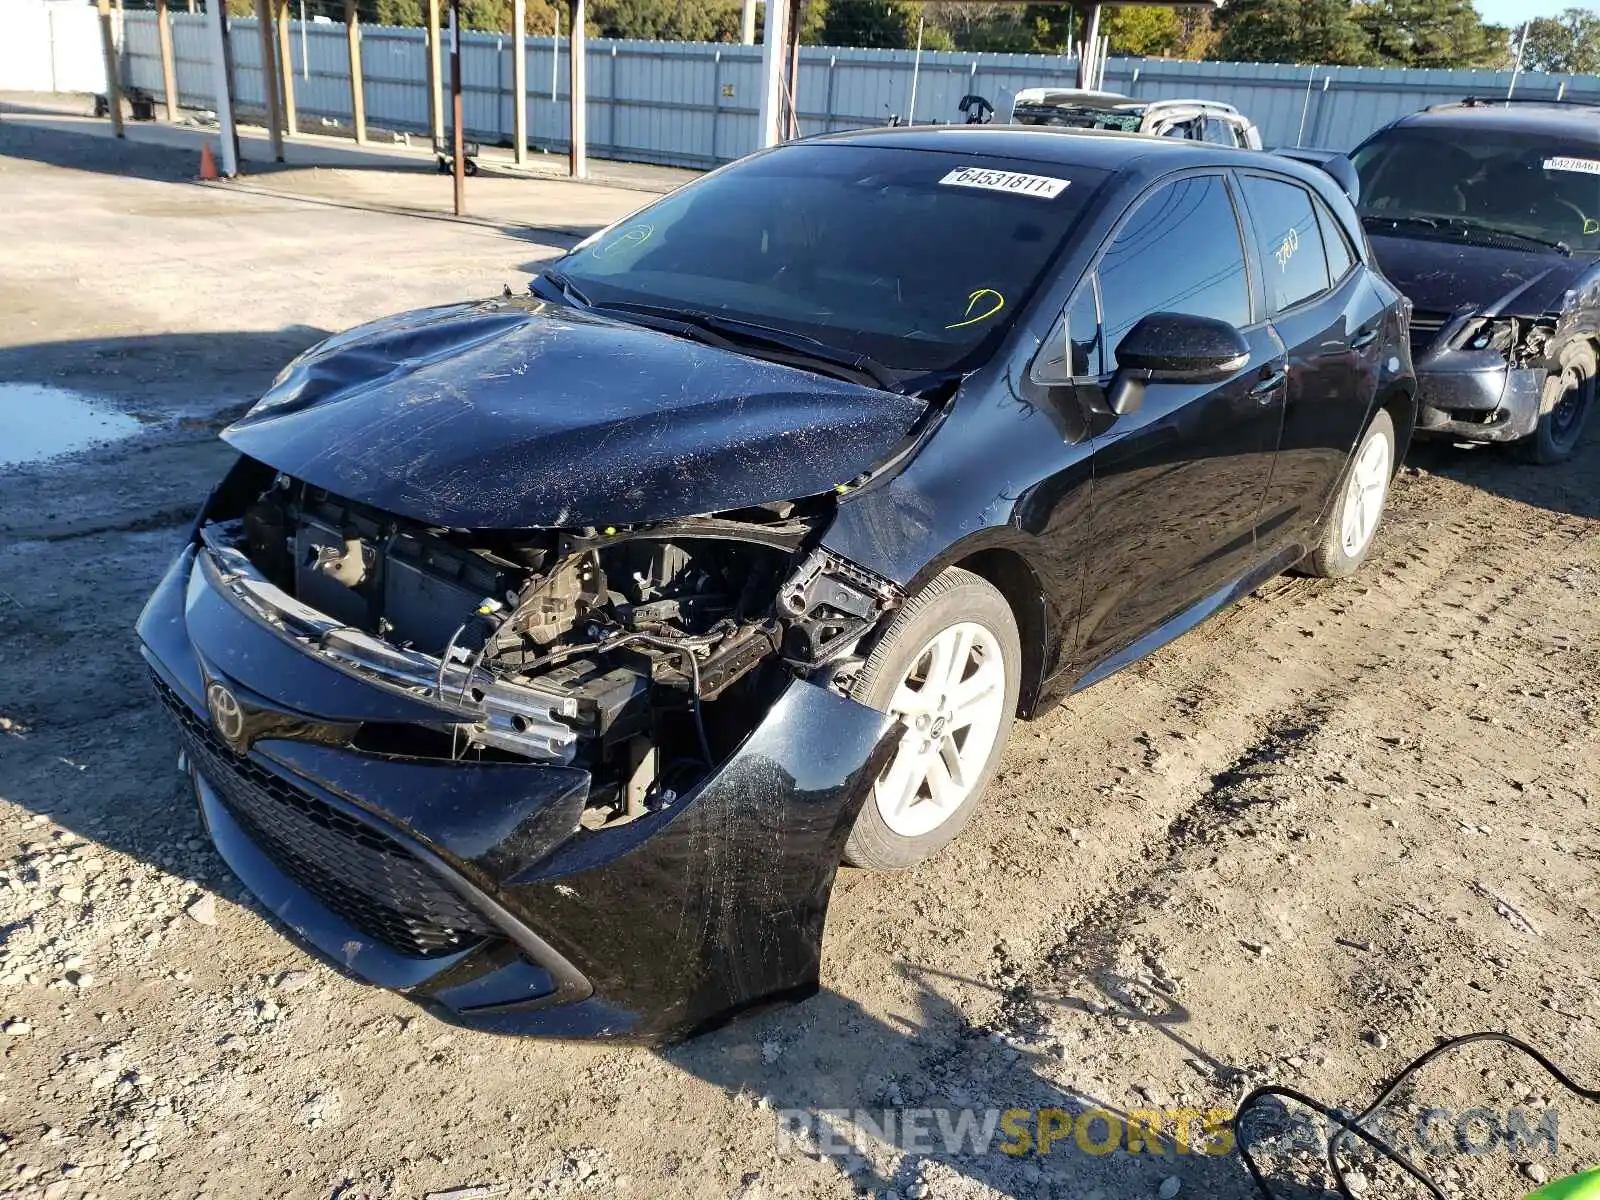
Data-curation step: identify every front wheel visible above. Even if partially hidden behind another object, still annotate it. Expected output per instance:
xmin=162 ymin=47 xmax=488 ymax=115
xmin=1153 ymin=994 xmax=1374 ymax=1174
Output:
xmin=842 ymin=568 xmax=1021 ymax=870
xmin=1517 ymin=341 xmax=1595 ymax=465
xmin=1299 ymin=408 xmax=1395 ymax=579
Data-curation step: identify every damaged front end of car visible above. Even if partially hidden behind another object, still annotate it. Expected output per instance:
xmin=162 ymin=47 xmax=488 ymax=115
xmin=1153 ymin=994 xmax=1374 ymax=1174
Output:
xmin=141 ymin=459 xmax=906 ymax=1040
xmin=1412 ymin=310 xmax=1558 ymax=442
xmin=136 ymin=297 xmax=933 ymax=1040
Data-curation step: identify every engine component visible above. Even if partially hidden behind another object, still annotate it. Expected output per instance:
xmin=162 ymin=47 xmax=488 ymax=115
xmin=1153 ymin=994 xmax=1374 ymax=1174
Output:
xmin=778 ymin=548 xmax=904 ymax=663
xmin=224 ymin=473 xmax=902 ymax=823
xmin=504 ymin=552 xmax=606 ymax=647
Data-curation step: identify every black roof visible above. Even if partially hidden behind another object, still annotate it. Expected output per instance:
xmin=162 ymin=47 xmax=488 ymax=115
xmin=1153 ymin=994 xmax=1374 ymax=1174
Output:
xmin=1394 ymin=100 xmax=1600 ymax=144
xmin=798 ymin=123 xmax=1336 ymax=194
xmin=807 ymin=123 xmax=1246 ymax=169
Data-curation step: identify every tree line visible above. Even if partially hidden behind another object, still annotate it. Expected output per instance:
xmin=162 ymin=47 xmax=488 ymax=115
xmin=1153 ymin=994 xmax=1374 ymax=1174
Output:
xmin=212 ymin=0 xmax=1600 ymax=74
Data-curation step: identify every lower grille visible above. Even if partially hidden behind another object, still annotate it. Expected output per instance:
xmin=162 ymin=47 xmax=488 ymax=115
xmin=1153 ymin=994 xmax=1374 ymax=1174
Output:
xmin=150 ymin=673 xmax=495 ymax=959
xmin=1410 ymin=311 xmax=1449 ymax=356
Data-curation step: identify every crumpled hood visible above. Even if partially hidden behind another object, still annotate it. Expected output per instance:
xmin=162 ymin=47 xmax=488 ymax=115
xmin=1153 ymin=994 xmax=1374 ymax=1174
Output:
xmin=223 ymin=299 xmax=925 ymax=529
xmin=1367 ymin=234 xmax=1586 ymax=317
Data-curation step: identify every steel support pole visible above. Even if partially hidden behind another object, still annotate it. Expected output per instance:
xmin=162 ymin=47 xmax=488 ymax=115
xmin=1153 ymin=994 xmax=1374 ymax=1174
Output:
xmin=740 ymin=0 xmax=756 ymax=45
xmin=345 ymin=0 xmax=366 ymax=144
xmin=785 ymin=0 xmax=801 ymax=140
xmin=204 ymin=0 xmax=239 ymax=175
xmin=96 ymin=0 xmax=125 ymax=137
xmin=449 ymin=0 xmax=464 ymax=215
xmin=512 ymin=0 xmax=527 ymax=164
xmin=1076 ymin=3 xmax=1102 ymax=91
xmin=156 ymin=0 xmax=179 ymax=120
xmin=568 ymin=0 xmax=586 ymax=179
xmin=755 ymin=0 xmax=790 ymax=148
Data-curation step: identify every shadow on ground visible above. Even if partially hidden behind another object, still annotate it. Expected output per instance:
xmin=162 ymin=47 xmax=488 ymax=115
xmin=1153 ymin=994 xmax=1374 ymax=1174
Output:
xmin=663 ymin=965 xmax=1303 ymax=1199
xmin=0 ymin=122 xmax=608 ymax=244
xmin=1404 ymin=431 xmax=1600 ymax=521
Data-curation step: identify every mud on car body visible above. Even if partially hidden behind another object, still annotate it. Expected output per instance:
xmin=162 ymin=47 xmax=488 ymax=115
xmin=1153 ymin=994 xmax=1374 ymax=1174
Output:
xmin=1352 ymin=99 xmax=1600 ymax=462
xmin=140 ymin=127 xmax=1414 ymax=1042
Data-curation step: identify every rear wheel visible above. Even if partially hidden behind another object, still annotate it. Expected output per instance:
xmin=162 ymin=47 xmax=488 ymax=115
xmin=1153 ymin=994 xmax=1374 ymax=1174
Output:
xmin=1517 ymin=341 xmax=1595 ymax=465
xmin=1300 ymin=408 xmax=1395 ymax=579
xmin=842 ymin=568 xmax=1020 ymax=870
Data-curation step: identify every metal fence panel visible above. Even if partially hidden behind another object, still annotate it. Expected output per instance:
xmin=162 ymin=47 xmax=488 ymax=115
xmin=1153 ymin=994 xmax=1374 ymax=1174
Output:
xmin=108 ymin=11 xmax=1600 ymax=171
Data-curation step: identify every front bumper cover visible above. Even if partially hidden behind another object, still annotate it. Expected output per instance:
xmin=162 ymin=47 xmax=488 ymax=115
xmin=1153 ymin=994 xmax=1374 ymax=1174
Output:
xmin=1414 ymin=349 xmax=1542 ymax=443
xmin=137 ymin=541 xmax=893 ymax=1042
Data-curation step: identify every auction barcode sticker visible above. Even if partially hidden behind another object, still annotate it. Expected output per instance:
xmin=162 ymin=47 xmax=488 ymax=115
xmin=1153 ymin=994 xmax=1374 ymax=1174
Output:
xmin=940 ymin=167 xmax=1071 ymax=198
xmin=1544 ymin=156 xmax=1600 ymax=176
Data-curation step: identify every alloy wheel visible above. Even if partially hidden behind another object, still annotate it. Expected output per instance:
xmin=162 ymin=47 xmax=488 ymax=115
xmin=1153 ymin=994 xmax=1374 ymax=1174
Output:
xmin=1340 ymin=430 xmax=1392 ymax=558
xmin=873 ymin=622 xmax=1008 ymax=838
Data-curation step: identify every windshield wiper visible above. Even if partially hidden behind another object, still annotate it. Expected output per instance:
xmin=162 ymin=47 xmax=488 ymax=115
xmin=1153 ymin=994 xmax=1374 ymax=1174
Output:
xmin=532 ymin=269 xmax=593 ymax=308
xmin=588 ymin=301 xmax=901 ymax=391
xmin=529 ymin=280 xmax=901 ymax=390
xmin=1362 ymin=214 xmax=1442 ymax=232
xmin=1361 ymin=213 xmax=1570 ymax=256
xmin=1435 ymin=217 xmax=1572 ymax=257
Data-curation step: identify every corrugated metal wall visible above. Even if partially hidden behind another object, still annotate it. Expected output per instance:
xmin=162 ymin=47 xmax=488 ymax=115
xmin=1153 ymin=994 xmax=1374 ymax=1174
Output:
xmin=114 ymin=13 xmax=1599 ymax=169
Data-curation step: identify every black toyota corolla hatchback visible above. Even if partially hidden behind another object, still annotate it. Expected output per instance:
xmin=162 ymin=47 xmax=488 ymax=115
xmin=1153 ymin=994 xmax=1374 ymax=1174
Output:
xmin=139 ymin=127 xmax=1413 ymax=1041
xmin=1352 ymin=99 xmax=1600 ymax=462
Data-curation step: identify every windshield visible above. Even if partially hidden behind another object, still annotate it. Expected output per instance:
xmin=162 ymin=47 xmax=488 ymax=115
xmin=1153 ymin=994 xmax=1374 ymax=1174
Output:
xmin=1353 ymin=125 xmax=1600 ymax=255
xmin=550 ymin=143 xmax=1104 ymax=377
xmin=1013 ymin=104 xmax=1143 ymax=132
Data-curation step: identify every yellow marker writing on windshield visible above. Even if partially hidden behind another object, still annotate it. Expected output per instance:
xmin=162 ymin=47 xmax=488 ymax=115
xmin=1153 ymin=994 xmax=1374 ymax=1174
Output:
xmin=946 ymin=288 xmax=1006 ymax=330
xmin=593 ymin=224 xmax=654 ymax=258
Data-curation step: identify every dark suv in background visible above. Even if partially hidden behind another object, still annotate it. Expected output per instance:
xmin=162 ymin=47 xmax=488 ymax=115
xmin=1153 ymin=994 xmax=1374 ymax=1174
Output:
xmin=1353 ymin=99 xmax=1600 ymax=462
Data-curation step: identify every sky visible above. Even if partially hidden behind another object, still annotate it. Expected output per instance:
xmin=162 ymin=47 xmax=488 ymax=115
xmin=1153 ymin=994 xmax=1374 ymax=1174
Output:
xmin=1474 ymin=0 xmax=1578 ymax=23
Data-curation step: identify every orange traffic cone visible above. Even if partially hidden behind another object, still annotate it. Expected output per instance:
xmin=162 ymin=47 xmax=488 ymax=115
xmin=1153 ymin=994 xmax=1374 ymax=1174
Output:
xmin=198 ymin=141 xmax=219 ymax=181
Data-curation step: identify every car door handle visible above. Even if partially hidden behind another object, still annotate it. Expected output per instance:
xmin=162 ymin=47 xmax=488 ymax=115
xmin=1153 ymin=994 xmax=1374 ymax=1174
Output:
xmin=1350 ymin=328 xmax=1380 ymax=350
xmin=1250 ymin=368 xmax=1287 ymax=402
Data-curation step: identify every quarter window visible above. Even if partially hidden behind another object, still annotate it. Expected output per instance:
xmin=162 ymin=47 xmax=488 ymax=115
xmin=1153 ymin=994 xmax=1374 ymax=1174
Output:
xmin=1097 ymin=175 xmax=1253 ymax=363
xmin=1315 ymin=198 xmax=1356 ymax=283
xmin=1239 ymin=175 xmax=1331 ymax=312
xmin=1067 ymin=277 xmax=1103 ymax=377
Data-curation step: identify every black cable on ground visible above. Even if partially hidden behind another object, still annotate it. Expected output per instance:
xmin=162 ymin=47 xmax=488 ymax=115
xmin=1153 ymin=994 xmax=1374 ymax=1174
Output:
xmin=1235 ymin=1031 xmax=1600 ymax=1200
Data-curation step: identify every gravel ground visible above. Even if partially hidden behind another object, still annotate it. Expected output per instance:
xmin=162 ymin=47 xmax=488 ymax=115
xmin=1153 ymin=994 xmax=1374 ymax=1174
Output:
xmin=1 ymin=122 xmax=1597 ymax=1200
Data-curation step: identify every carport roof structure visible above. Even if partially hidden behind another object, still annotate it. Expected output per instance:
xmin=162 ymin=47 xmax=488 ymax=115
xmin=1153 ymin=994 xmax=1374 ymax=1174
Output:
xmin=178 ymin=0 xmax=1221 ymax=193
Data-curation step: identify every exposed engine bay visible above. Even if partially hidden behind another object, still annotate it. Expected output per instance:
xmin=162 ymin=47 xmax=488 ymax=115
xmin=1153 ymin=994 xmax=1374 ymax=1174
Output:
xmin=202 ymin=458 xmax=902 ymax=830
xmin=1451 ymin=313 xmax=1558 ymax=368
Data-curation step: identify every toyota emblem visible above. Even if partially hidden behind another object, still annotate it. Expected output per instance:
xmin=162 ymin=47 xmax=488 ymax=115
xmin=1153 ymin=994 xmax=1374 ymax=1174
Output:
xmin=205 ymin=681 xmax=247 ymax=751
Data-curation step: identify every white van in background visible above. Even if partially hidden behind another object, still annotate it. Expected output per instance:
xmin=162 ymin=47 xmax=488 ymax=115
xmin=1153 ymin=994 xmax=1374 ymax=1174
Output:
xmin=1010 ymin=89 xmax=1264 ymax=150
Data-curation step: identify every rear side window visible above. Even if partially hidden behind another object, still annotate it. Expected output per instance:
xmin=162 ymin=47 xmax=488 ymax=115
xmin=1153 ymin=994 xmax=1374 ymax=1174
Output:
xmin=1239 ymin=175 xmax=1331 ymax=312
xmin=1316 ymin=199 xmax=1356 ymax=283
xmin=1097 ymin=174 xmax=1252 ymax=361
xmin=1202 ymin=118 xmax=1238 ymax=147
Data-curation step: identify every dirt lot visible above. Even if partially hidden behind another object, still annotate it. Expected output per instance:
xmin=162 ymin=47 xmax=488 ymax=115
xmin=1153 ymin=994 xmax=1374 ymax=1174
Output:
xmin=1 ymin=119 xmax=1597 ymax=1200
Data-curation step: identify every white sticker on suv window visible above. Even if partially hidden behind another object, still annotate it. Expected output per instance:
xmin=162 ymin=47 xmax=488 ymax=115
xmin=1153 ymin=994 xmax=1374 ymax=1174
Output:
xmin=939 ymin=167 xmax=1070 ymax=198
xmin=1544 ymin=156 xmax=1600 ymax=176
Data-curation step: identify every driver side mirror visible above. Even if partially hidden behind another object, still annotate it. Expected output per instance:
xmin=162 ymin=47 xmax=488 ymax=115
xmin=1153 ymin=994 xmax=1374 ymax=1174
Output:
xmin=1106 ymin=312 xmax=1252 ymax=416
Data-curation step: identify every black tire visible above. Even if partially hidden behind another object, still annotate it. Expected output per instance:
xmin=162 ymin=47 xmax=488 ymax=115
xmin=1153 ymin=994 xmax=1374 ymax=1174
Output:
xmin=1300 ymin=408 xmax=1396 ymax=579
xmin=464 ymin=158 xmax=480 ymax=177
xmin=841 ymin=568 xmax=1021 ymax=870
xmin=1517 ymin=341 xmax=1596 ymax=465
